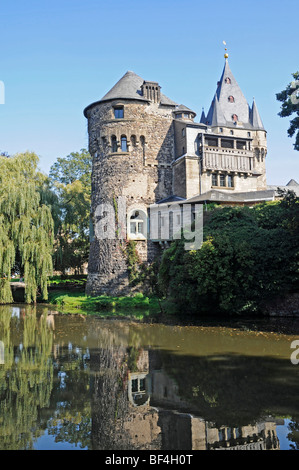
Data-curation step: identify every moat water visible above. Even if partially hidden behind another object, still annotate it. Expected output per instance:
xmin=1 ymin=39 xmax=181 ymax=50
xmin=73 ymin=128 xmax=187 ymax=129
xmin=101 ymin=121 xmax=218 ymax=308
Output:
xmin=1 ymin=304 xmax=299 ymax=451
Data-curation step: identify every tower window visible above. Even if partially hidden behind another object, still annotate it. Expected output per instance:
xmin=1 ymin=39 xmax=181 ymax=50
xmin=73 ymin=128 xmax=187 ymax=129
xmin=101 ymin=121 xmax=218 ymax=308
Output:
xmin=232 ymin=114 xmax=238 ymax=122
xmin=131 ymin=135 xmax=136 ymax=147
xmin=114 ymin=106 xmax=124 ymax=119
xmin=228 ymin=96 xmax=235 ymax=103
xmin=225 ymin=77 xmax=231 ymax=84
xmin=111 ymin=135 xmax=117 ymax=152
xmin=121 ymin=135 xmax=127 ymax=152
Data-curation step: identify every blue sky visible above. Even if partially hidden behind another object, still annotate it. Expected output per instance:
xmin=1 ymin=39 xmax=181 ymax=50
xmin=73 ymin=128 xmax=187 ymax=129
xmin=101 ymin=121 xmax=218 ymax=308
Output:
xmin=0 ymin=0 xmax=298 ymax=185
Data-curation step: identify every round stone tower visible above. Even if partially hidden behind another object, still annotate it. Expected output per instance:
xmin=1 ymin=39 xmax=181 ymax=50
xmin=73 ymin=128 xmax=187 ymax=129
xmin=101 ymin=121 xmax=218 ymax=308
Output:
xmin=84 ymin=71 xmax=177 ymax=296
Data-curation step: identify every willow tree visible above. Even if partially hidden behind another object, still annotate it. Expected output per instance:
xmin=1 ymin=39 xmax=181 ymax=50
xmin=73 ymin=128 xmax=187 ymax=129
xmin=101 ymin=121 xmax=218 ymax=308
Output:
xmin=0 ymin=152 xmax=54 ymax=303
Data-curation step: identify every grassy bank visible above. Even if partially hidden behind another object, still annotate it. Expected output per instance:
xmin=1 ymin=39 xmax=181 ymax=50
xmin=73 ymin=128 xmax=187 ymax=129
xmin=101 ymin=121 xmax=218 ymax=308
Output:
xmin=46 ymin=288 xmax=161 ymax=318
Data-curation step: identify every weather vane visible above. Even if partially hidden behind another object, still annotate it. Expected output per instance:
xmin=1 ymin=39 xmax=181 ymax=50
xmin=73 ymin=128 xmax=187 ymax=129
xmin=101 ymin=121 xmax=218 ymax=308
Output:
xmin=223 ymin=41 xmax=229 ymax=59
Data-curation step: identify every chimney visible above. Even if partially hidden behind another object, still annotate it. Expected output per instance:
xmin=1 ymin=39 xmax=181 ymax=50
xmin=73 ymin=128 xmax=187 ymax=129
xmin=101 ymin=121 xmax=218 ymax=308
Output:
xmin=141 ymin=81 xmax=161 ymax=103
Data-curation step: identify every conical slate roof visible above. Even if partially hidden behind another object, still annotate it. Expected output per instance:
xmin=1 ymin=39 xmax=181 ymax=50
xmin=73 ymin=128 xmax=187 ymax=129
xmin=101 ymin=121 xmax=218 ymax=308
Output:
xmin=84 ymin=71 xmax=177 ymax=116
xmin=100 ymin=71 xmax=148 ymax=102
xmin=205 ymin=59 xmax=264 ymax=130
xmin=174 ymin=104 xmax=196 ymax=117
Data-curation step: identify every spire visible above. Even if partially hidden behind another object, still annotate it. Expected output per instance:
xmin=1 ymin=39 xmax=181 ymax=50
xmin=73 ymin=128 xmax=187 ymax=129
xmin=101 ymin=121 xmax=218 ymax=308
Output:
xmin=205 ymin=59 xmax=253 ymax=128
xmin=250 ymin=97 xmax=265 ymax=130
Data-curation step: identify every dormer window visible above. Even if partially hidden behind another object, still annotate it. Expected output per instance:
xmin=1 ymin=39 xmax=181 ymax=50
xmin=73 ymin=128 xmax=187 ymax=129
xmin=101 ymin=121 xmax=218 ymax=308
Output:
xmin=225 ymin=77 xmax=231 ymax=84
xmin=114 ymin=106 xmax=124 ymax=119
xmin=228 ymin=96 xmax=235 ymax=103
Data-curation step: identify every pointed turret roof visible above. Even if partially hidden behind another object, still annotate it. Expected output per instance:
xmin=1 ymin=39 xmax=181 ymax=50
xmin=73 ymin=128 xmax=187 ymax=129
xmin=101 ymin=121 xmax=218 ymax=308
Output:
xmin=200 ymin=108 xmax=206 ymax=123
xmin=84 ymin=71 xmax=177 ymax=116
xmin=250 ymin=98 xmax=264 ymax=130
xmin=205 ymin=59 xmax=264 ymax=130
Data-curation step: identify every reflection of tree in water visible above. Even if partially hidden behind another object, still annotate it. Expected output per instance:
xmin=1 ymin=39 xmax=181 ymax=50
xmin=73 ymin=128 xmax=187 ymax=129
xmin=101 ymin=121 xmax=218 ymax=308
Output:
xmin=0 ymin=306 xmax=53 ymax=450
xmin=287 ymin=417 xmax=299 ymax=449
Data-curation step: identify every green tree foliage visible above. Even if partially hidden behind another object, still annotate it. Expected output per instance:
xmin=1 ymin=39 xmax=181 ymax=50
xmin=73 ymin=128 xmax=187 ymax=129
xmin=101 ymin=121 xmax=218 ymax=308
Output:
xmin=276 ymin=72 xmax=299 ymax=150
xmin=158 ymin=192 xmax=299 ymax=316
xmin=48 ymin=149 xmax=92 ymax=274
xmin=0 ymin=152 xmax=54 ymax=303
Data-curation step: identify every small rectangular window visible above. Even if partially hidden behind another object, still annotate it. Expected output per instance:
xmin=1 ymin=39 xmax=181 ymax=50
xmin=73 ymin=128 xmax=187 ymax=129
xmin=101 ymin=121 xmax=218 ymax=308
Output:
xmin=212 ymin=174 xmax=218 ymax=186
xmin=227 ymin=175 xmax=234 ymax=187
xmin=219 ymin=174 xmax=225 ymax=187
xmin=114 ymin=106 xmax=124 ymax=119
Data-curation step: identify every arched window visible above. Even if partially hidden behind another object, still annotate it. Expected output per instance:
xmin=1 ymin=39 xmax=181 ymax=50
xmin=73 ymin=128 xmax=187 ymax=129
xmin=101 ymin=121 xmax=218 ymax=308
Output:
xmin=131 ymin=135 xmax=136 ymax=147
xmin=128 ymin=209 xmax=147 ymax=239
xmin=228 ymin=95 xmax=235 ymax=103
xmin=225 ymin=77 xmax=231 ymax=84
xmin=232 ymin=114 xmax=238 ymax=122
xmin=111 ymin=135 xmax=117 ymax=153
xmin=121 ymin=135 xmax=127 ymax=152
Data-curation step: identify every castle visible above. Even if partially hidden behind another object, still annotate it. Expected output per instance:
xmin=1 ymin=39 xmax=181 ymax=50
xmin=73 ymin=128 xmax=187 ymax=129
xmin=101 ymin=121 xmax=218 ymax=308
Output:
xmin=83 ymin=56 xmax=295 ymax=296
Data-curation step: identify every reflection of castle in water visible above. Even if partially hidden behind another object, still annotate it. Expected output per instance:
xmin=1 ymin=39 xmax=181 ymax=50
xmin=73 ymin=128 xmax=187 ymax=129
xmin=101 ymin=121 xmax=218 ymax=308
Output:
xmin=0 ymin=307 xmax=284 ymax=450
xmin=122 ymin=349 xmax=281 ymax=450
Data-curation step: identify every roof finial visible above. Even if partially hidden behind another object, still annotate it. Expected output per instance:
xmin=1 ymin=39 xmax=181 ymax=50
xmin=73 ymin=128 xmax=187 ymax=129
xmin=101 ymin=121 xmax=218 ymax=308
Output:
xmin=223 ymin=40 xmax=229 ymax=59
